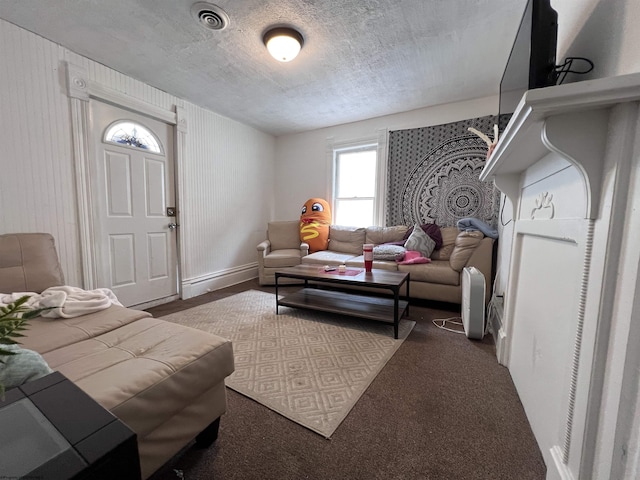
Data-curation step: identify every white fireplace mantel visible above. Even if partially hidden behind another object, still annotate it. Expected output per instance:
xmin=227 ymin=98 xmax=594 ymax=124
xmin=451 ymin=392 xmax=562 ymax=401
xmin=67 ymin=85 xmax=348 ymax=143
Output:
xmin=479 ymin=72 xmax=640 ymax=480
xmin=481 ymin=72 xmax=640 ymax=218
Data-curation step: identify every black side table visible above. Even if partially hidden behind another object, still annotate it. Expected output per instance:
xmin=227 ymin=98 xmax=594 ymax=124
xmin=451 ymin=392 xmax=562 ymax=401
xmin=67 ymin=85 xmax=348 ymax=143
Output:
xmin=0 ymin=371 xmax=141 ymax=480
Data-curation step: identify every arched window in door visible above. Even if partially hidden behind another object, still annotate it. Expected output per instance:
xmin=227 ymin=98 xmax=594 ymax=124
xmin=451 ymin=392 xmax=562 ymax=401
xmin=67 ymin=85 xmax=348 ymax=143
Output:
xmin=104 ymin=121 xmax=162 ymax=153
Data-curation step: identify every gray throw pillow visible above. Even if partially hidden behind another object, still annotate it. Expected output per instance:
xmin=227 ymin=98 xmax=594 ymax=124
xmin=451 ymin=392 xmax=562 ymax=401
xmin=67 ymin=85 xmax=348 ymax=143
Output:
xmin=0 ymin=345 xmax=53 ymax=388
xmin=373 ymin=244 xmax=406 ymax=261
xmin=404 ymin=223 xmax=436 ymax=258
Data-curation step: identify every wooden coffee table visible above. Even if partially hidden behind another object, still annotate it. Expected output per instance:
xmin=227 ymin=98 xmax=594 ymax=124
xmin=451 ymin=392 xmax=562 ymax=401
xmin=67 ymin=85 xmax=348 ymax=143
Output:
xmin=274 ymin=265 xmax=410 ymax=338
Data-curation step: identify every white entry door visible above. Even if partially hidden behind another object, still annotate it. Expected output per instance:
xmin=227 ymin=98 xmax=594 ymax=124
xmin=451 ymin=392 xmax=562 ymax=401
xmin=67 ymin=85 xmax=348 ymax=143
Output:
xmin=90 ymin=100 xmax=178 ymax=307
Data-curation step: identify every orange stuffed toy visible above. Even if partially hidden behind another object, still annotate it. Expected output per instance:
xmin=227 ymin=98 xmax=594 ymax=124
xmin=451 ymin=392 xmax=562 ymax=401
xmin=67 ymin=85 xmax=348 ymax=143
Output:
xmin=299 ymin=198 xmax=332 ymax=253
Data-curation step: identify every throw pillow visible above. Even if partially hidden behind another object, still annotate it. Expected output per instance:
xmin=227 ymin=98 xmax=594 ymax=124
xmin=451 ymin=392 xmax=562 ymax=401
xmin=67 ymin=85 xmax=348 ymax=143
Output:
xmin=0 ymin=345 xmax=53 ymax=389
xmin=404 ymin=223 xmax=436 ymax=258
xmin=397 ymin=250 xmax=431 ymax=265
xmin=373 ymin=244 xmax=406 ymax=261
xmin=402 ymin=223 xmax=443 ymax=250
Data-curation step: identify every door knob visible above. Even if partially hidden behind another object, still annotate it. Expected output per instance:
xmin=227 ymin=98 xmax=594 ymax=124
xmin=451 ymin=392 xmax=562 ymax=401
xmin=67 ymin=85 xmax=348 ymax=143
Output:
xmin=168 ymin=223 xmax=179 ymax=230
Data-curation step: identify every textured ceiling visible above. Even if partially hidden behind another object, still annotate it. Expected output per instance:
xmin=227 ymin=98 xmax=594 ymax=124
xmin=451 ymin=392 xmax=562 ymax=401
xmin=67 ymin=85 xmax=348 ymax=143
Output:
xmin=0 ymin=0 xmax=528 ymax=136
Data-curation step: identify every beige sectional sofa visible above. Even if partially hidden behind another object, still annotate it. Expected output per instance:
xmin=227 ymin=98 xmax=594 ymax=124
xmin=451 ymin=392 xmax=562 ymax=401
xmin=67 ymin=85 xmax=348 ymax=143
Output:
xmin=258 ymin=222 xmax=494 ymax=305
xmin=0 ymin=233 xmax=235 ymax=479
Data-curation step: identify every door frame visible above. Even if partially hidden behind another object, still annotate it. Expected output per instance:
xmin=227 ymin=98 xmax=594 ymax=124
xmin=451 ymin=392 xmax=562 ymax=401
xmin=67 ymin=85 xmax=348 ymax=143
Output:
xmin=64 ymin=61 xmax=187 ymax=302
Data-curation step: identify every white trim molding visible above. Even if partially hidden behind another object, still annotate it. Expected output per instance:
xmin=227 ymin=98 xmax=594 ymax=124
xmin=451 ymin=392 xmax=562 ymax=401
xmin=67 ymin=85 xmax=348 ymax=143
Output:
xmin=64 ymin=61 xmax=184 ymax=294
xmin=174 ymin=105 xmax=188 ymax=299
xmin=65 ymin=62 xmax=96 ymax=288
xmin=181 ymin=264 xmax=258 ymax=299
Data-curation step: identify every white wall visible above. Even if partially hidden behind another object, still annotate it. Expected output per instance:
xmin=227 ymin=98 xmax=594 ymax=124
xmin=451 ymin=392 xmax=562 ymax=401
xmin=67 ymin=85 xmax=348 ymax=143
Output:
xmin=178 ymin=103 xmax=275 ymax=296
xmin=0 ymin=19 xmax=276 ymax=292
xmin=274 ymin=96 xmax=498 ymax=221
xmin=554 ymin=0 xmax=640 ymax=80
xmin=0 ymin=22 xmax=81 ymax=284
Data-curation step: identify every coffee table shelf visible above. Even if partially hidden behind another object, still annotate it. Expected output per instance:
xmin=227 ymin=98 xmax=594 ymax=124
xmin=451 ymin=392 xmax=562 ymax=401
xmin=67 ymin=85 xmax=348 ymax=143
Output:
xmin=278 ymin=288 xmax=409 ymax=324
xmin=275 ymin=265 xmax=410 ymax=338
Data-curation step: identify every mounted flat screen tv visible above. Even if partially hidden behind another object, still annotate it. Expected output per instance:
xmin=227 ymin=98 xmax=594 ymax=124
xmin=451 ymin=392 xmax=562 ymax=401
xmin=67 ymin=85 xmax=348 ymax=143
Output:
xmin=499 ymin=0 xmax=558 ymax=117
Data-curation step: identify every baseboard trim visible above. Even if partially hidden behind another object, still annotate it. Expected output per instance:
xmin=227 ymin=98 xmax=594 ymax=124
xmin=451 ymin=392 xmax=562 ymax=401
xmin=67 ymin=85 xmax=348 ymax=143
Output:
xmin=129 ymin=294 xmax=180 ymax=311
xmin=550 ymin=445 xmax=576 ymax=480
xmin=495 ymin=326 xmax=508 ymax=366
xmin=488 ymin=295 xmax=505 ymax=360
xmin=181 ymin=264 xmax=258 ymax=299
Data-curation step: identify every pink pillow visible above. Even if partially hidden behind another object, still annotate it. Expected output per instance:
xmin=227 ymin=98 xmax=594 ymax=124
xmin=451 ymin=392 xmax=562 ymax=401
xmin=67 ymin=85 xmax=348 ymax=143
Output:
xmin=397 ymin=250 xmax=431 ymax=265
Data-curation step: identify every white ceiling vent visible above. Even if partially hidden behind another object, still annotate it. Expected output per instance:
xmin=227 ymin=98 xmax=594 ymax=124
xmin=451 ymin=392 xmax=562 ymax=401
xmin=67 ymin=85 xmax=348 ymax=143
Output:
xmin=191 ymin=2 xmax=229 ymax=31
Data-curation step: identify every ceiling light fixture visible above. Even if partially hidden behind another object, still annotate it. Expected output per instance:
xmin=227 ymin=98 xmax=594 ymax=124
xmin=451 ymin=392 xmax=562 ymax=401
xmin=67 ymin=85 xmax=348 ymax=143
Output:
xmin=263 ymin=27 xmax=304 ymax=63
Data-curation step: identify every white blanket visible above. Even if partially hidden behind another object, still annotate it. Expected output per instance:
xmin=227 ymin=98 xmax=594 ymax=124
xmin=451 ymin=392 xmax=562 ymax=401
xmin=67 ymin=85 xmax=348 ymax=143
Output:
xmin=0 ymin=286 xmax=123 ymax=318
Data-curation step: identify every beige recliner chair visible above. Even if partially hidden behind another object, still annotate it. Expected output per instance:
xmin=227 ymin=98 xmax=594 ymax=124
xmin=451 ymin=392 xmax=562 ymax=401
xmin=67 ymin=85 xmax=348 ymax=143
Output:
xmin=257 ymin=220 xmax=308 ymax=285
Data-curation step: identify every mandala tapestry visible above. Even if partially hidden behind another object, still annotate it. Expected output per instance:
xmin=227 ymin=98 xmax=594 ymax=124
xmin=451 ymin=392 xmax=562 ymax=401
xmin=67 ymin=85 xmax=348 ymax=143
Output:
xmin=386 ymin=115 xmax=511 ymax=228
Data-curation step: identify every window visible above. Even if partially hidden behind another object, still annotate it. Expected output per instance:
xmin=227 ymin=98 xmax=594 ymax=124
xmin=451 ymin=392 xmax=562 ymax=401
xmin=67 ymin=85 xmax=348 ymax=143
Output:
xmin=333 ymin=144 xmax=378 ymax=227
xmin=104 ymin=121 xmax=162 ymax=153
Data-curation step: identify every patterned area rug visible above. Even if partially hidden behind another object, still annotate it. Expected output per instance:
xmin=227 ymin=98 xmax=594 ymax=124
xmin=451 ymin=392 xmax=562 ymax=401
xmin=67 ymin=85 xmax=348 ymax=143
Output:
xmin=160 ymin=290 xmax=414 ymax=438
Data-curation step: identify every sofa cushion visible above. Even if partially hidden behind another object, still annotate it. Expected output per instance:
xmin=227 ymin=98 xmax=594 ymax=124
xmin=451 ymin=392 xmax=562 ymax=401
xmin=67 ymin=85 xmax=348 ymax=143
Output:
xmin=404 ymin=224 xmax=436 ymax=258
xmin=328 ymin=225 xmax=366 ymax=254
xmin=21 ymin=305 xmax=152 ymax=354
xmin=430 ymin=227 xmax=459 ymax=260
xmin=0 ymin=233 xmax=65 ymax=293
xmin=268 ymin=221 xmax=301 ymax=250
xmin=43 ymin=317 xmax=235 ymax=438
xmin=449 ymin=231 xmax=485 ymax=272
xmin=397 ymin=260 xmax=460 ymax=285
xmin=263 ymin=248 xmax=302 ymax=268
xmin=365 ymin=225 xmax=409 ymax=245
xmin=302 ymin=250 xmax=357 ymax=265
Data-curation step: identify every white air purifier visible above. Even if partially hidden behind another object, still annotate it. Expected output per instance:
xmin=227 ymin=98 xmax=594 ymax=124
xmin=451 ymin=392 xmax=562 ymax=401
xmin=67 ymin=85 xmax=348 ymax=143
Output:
xmin=461 ymin=267 xmax=486 ymax=339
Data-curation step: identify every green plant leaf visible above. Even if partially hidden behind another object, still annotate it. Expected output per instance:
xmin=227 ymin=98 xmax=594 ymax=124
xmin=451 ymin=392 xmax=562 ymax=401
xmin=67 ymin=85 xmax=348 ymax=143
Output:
xmin=23 ymin=308 xmax=53 ymax=319
xmin=0 ymin=295 xmax=30 ymax=314
xmin=0 ymin=296 xmax=41 ymax=353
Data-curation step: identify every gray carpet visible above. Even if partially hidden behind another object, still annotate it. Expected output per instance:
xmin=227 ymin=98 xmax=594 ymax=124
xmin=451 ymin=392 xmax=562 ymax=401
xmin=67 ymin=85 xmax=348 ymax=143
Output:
xmin=159 ymin=290 xmax=414 ymax=438
xmin=147 ymin=280 xmax=546 ymax=480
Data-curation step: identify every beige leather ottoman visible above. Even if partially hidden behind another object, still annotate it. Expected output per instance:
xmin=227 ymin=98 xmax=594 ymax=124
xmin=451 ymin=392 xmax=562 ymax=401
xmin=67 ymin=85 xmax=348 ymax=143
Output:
xmin=42 ymin=317 xmax=235 ymax=478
